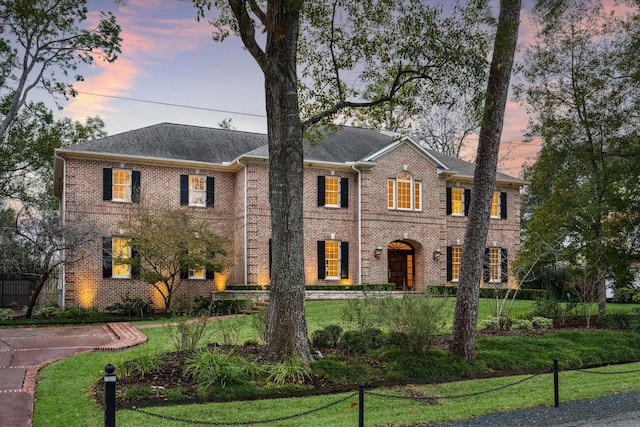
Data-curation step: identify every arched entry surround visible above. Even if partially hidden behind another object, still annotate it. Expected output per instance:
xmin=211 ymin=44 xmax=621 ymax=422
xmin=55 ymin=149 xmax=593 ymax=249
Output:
xmin=387 ymin=240 xmax=424 ymax=291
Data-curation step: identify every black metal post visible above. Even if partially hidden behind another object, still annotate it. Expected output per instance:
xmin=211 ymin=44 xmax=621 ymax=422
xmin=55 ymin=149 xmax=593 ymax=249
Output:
xmin=553 ymin=358 xmax=559 ymax=408
xmin=104 ymin=363 xmax=116 ymax=427
xmin=359 ymin=383 xmax=365 ymax=427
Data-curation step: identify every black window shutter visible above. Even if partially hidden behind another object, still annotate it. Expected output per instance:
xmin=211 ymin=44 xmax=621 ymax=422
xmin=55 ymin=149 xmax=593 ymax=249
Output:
xmin=102 ymin=237 xmax=112 ymax=278
xmin=131 ymin=170 xmax=141 ymax=203
xmin=340 ymin=178 xmax=349 ymax=208
xmin=500 ymin=192 xmax=508 ymax=219
xmin=500 ymin=248 xmax=508 ymax=282
xmin=340 ymin=241 xmax=349 ymax=279
xmin=131 ymin=243 xmax=140 ymax=279
xmin=103 ymin=168 xmax=112 ymax=201
xmin=180 ymin=263 xmax=189 ymax=280
xmin=464 ymin=189 xmax=471 ymax=216
xmin=317 ymin=176 xmax=325 ymax=206
xmin=446 ymin=187 xmax=452 ymax=215
xmin=483 ymin=248 xmax=490 ymax=282
xmin=205 ymin=253 xmax=215 ymax=280
xmin=206 ymin=176 xmax=215 ymax=207
xmin=446 ymin=246 xmax=452 ymax=281
xmin=317 ymin=241 xmax=325 ymax=279
xmin=180 ymin=175 xmax=189 ymax=205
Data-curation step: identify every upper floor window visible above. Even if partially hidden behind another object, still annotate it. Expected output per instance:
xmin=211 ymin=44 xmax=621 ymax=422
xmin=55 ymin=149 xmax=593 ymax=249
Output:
xmin=491 ymin=191 xmax=508 ymax=219
xmin=180 ymin=175 xmax=214 ymax=207
xmin=317 ymin=176 xmax=348 ymax=208
xmin=317 ymin=240 xmax=349 ymax=280
xmin=103 ymin=168 xmax=141 ymax=203
xmin=388 ymin=172 xmax=421 ymax=211
xmin=446 ymin=187 xmax=471 ymax=216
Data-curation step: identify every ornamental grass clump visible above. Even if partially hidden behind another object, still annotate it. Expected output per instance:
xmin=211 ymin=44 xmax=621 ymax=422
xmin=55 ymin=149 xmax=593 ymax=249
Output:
xmin=184 ymin=347 xmax=258 ymax=389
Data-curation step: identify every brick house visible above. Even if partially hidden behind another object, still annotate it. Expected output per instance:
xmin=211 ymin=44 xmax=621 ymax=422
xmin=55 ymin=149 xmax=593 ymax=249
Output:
xmin=53 ymin=123 xmax=526 ymax=309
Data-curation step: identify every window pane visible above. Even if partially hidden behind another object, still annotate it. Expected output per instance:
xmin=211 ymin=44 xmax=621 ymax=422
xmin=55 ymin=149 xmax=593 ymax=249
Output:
xmin=452 ymin=188 xmax=464 ymax=215
xmin=387 ymin=180 xmax=395 ymax=209
xmin=189 ymin=176 xmax=206 ymax=206
xmin=414 ymin=181 xmax=421 ymax=211
xmin=112 ymin=170 xmax=131 ymax=202
xmin=112 ymin=237 xmax=131 ymax=278
xmin=397 ymin=180 xmax=411 ymax=209
xmin=189 ymin=265 xmax=205 ymax=279
xmin=491 ymin=191 xmax=500 ymax=217
xmin=325 ymin=176 xmax=339 ymax=206
xmin=325 ymin=241 xmax=340 ymax=278
xmin=489 ymin=247 xmax=500 ymax=281
xmin=452 ymin=246 xmax=462 ymax=281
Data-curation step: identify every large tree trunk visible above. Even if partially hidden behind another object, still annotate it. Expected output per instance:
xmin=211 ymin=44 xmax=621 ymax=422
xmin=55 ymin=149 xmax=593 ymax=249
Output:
xmin=256 ymin=1 xmax=313 ymax=364
xmin=450 ymin=0 xmax=521 ymax=360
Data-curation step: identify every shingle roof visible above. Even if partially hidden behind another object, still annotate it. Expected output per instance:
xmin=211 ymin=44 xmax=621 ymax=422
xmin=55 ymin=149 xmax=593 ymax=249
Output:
xmin=57 ymin=122 xmax=525 ymax=184
xmin=59 ymin=123 xmax=268 ymax=163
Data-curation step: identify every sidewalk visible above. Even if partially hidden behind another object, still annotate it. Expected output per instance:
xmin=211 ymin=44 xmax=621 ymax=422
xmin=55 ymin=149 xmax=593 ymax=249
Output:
xmin=430 ymin=389 xmax=640 ymax=426
xmin=0 ymin=323 xmax=146 ymax=427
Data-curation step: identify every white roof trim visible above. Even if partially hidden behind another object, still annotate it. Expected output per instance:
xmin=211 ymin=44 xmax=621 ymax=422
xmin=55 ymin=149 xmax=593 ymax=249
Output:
xmin=363 ymin=135 xmax=450 ymax=170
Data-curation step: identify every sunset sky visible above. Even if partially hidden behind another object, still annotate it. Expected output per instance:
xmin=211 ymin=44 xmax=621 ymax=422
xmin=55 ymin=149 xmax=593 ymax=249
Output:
xmin=43 ymin=0 xmax=547 ymax=178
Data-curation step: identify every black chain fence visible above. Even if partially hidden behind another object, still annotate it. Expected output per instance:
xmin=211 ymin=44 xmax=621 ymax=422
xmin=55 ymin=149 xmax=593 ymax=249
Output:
xmin=103 ymin=361 xmax=640 ymax=426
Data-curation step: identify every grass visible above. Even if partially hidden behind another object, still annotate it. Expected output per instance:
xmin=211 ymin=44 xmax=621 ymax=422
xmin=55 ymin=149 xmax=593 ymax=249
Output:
xmin=31 ymin=298 xmax=640 ymax=426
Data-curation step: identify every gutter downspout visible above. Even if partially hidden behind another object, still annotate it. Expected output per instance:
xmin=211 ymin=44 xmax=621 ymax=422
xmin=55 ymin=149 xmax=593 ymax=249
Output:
xmin=54 ymin=153 xmax=66 ymax=310
xmin=350 ymin=163 xmax=362 ymax=284
xmin=236 ymin=160 xmax=248 ymax=285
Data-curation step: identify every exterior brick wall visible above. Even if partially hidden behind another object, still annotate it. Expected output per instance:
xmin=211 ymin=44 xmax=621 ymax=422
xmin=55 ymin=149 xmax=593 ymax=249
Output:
xmin=59 ymin=138 xmax=523 ymax=309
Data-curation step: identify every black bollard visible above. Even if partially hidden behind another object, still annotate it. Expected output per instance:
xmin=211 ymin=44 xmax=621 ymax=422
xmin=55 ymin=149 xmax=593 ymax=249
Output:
xmin=553 ymin=358 xmax=559 ymax=408
xmin=104 ymin=363 xmax=116 ymax=427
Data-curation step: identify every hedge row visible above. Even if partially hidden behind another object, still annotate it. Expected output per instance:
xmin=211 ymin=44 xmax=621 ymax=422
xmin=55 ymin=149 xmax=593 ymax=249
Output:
xmin=223 ymin=284 xmax=545 ymax=301
xmin=224 ymin=283 xmax=395 ymax=292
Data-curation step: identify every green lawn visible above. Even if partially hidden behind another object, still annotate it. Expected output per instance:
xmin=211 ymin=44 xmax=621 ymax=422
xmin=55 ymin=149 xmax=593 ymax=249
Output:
xmin=32 ymin=298 xmax=640 ymax=426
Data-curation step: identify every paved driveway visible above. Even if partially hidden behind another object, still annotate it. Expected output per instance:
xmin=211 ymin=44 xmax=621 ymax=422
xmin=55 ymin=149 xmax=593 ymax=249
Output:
xmin=0 ymin=323 xmax=146 ymax=427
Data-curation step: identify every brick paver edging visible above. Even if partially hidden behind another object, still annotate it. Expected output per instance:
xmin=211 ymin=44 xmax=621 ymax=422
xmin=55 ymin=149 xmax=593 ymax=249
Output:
xmin=19 ymin=323 xmax=147 ymax=392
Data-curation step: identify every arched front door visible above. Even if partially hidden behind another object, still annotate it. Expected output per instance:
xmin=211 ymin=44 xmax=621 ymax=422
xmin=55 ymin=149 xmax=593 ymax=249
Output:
xmin=387 ymin=241 xmax=415 ymax=291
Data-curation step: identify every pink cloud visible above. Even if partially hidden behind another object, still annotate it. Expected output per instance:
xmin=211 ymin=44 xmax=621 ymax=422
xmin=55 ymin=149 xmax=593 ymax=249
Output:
xmin=65 ymin=1 xmax=214 ymax=121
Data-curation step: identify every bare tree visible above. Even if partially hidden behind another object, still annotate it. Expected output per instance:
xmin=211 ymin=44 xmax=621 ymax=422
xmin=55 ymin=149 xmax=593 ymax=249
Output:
xmin=12 ymin=204 xmax=98 ymax=318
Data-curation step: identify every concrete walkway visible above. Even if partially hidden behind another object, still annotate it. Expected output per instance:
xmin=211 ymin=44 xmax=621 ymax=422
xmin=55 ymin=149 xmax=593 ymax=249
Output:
xmin=0 ymin=323 xmax=146 ymax=427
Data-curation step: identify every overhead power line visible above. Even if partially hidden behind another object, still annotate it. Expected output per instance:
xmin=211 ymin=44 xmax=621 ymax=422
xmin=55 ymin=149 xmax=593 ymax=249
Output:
xmin=76 ymin=91 xmax=267 ymax=118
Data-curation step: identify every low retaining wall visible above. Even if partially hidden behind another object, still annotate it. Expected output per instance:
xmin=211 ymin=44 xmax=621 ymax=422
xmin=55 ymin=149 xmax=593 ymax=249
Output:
xmin=212 ymin=290 xmax=404 ymax=304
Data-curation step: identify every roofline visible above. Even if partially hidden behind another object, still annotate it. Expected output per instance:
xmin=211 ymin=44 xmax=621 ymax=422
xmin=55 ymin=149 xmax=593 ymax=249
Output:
xmin=55 ymin=148 xmax=236 ymax=171
xmin=363 ymin=136 xmax=450 ymax=170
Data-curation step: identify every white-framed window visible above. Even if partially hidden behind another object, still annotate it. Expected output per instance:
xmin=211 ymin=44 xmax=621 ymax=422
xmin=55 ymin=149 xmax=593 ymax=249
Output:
xmin=112 ymin=170 xmax=131 ymax=202
xmin=451 ymin=246 xmax=462 ymax=282
xmin=451 ymin=188 xmax=464 ymax=216
xmin=324 ymin=240 xmax=340 ymax=279
xmin=388 ymin=172 xmax=422 ymax=211
xmin=324 ymin=176 xmax=340 ymax=207
xmin=189 ymin=175 xmax=206 ymax=207
xmin=111 ymin=237 xmax=131 ymax=278
xmin=317 ymin=176 xmax=348 ymax=208
xmin=189 ymin=264 xmax=206 ymax=279
xmin=490 ymin=191 xmax=501 ymax=218
xmin=488 ymin=247 xmax=501 ymax=283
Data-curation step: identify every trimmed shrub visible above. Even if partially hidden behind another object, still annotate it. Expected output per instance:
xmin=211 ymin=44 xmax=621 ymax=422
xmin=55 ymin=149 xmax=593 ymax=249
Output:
xmin=338 ymin=330 xmax=370 ymax=354
xmin=311 ymin=324 xmax=343 ymax=348
xmin=105 ymin=293 xmax=154 ymax=317
xmin=510 ymin=319 xmax=533 ymax=332
xmin=531 ymin=316 xmax=553 ymax=330
xmin=212 ymin=298 xmax=251 ymax=315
